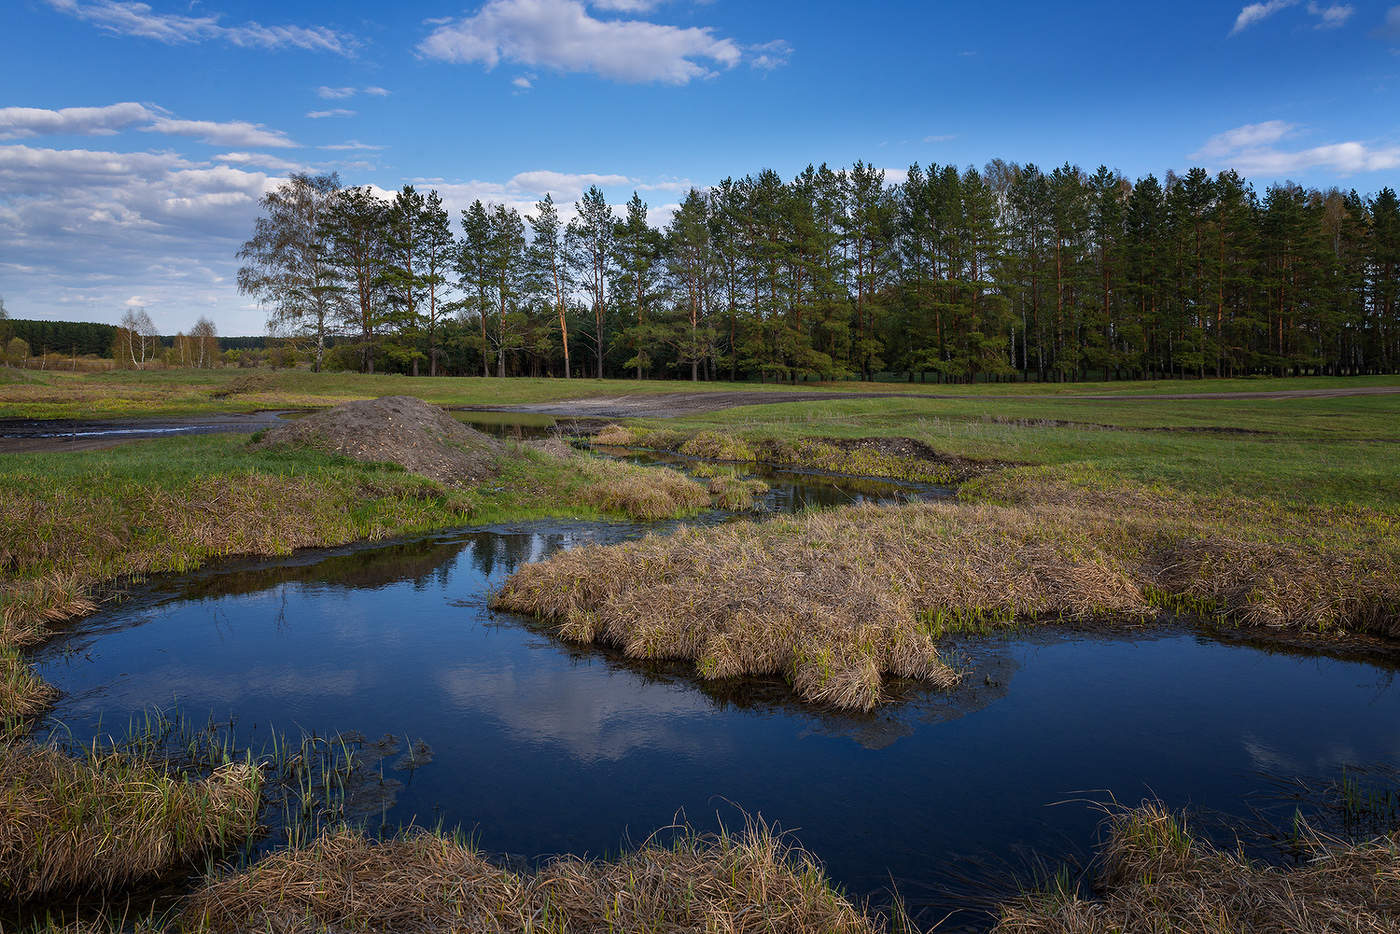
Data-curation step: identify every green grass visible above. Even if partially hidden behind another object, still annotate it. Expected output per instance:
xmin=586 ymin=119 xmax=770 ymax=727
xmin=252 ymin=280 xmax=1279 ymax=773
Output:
xmin=2 ymin=367 xmax=1397 ymax=419
xmin=632 ymin=391 xmax=1400 ymax=508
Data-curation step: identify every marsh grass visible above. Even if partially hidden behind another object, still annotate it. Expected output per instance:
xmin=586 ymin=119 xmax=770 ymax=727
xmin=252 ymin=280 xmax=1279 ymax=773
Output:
xmin=706 ymin=475 xmax=770 ymax=511
xmin=593 ymin=426 xmax=977 ymax=485
xmin=493 ymin=500 xmax=1153 ymax=709
xmin=994 ymin=803 xmax=1400 ymax=933
xmin=495 ymin=472 xmax=1400 ymax=709
xmin=0 ymin=743 xmax=260 ymax=900
xmin=183 ymin=819 xmax=887 ymax=934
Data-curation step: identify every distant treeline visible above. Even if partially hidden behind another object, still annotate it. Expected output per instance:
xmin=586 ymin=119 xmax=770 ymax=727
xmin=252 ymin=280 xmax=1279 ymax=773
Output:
xmin=237 ymin=162 xmax=1400 ymax=382
xmin=3 ymin=320 xmax=277 ymax=357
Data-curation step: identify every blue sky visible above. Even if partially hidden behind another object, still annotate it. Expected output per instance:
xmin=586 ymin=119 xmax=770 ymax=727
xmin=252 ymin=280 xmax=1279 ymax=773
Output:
xmin=3 ymin=0 xmax=1400 ymax=335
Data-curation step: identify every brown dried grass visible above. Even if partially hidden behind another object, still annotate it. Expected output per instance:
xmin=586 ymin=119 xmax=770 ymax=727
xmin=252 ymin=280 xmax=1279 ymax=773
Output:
xmin=0 ymin=743 xmax=260 ymax=899
xmin=494 ymin=474 xmax=1400 ymax=708
xmin=494 ymin=502 xmax=1151 ymax=709
xmin=571 ymin=456 xmax=711 ymax=521
xmin=592 ymin=423 xmax=637 ymax=446
xmin=994 ymin=803 xmax=1400 ymax=934
xmin=184 ymin=821 xmax=882 ymax=934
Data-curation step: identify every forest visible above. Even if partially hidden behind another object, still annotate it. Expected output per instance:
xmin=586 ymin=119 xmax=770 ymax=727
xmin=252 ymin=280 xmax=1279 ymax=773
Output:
xmin=231 ymin=161 xmax=1399 ymax=382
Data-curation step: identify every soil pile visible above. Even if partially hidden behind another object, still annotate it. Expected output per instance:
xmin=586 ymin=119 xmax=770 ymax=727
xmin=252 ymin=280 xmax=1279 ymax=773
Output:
xmin=251 ymin=396 xmax=502 ymax=486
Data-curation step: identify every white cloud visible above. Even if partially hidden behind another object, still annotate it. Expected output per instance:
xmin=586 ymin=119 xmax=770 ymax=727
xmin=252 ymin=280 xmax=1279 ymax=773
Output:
xmin=143 ymin=117 xmax=297 ymax=148
xmin=0 ymin=143 xmax=277 ymax=330
xmin=589 ymin=0 xmax=666 ymax=11
xmin=881 ymin=167 xmax=909 ymax=187
xmin=1192 ymin=122 xmax=1400 ymax=175
xmin=319 ymin=140 xmax=385 ymax=151
xmin=509 ymin=169 xmax=631 ymax=192
xmin=0 ymin=102 xmax=154 ymax=140
xmin=417 ymin=0 xmax=744 ymax=84
xmin=1231 ymin=0 xmax=1299 ymax=34
xmin=44 ymin=0 xmax=358 ymax=55
xmin=747 ymin=38 xmax=792 ymax=70
xmin=316 ymin=85 xmax=389 ymax=99
xmin=306 ymin=108 xmax=356 ymax=119
xmin=1232 ymin=0 xmax=1357 ymax=33
xmin=1194 ymin=120 xmax=1296 ymax=158
xmin=512 ymin=75 xmax=533 ymax=89
xmin=214 ymin=152 xmax=310 ymax=172
xmin=1307 ymin=2 xmax=1354 ymax=28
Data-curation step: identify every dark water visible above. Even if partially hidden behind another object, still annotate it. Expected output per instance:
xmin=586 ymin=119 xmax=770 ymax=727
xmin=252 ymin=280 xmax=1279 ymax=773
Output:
xmin=27 ymin=497 xmax=1400 ymax=926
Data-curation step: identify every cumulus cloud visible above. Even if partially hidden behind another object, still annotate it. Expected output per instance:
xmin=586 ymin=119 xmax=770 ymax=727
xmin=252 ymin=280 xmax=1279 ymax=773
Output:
xmin=306 ymin=109 xmax=355 ymax=119
xmin=0 ymin=143 xmax=276 ymax=330
xmin=143 ymin=117 xmax=297 ymax=148
xmin=1192 ymin=122 xmax=1400 ymax=175
xmin=417 ymin=0 xmax=747 ymax=84
xmin=44 ymin=0 xmax=358 ymax=54
xmin=1194 ymin=120 xmax=1296 ymax=158
xmin=0 ymin=102 xmax=154 ymax=140
xmin=214 ymin=152 xmax=310 ymax=172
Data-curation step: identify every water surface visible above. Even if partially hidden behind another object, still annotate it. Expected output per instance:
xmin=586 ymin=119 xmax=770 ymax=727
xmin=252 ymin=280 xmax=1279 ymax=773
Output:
xmin=30 ymin=509 xmax=1400 ymax=928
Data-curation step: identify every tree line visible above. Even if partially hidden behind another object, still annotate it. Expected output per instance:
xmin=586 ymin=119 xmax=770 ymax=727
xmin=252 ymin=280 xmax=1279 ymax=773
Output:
xmin=238 ymin=163 xmax=1400 ymax=381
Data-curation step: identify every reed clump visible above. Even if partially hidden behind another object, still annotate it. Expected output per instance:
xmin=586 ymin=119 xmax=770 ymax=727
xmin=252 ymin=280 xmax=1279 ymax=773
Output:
xmin=493 ymin=502 xmax=1151 ymax=709
xmin=183 ymin=821 xmax=881 ymax=934
xmin=570 ymin=455 xmax=712 ymax=521
xmin=678 ymin=430 xmax=757 ymax=462
xmin=707 ymin=475 xmax=770 ymax=511
xmin=994 ymin=803 xmax=1400 ymax=933
xmin=592 ymin=423 xmax=636 ymax=446
xmin=0 ymin=743 xmax=260 ymax=899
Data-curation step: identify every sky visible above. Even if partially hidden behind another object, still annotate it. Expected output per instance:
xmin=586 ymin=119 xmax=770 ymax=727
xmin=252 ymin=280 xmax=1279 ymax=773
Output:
xmin=3 ymin=0 xmax=1400 ymax=336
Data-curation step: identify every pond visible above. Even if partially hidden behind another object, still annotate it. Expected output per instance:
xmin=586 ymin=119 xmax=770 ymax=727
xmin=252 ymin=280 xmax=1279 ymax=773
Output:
xmin=23 ymin=459 xmax=1400 ymax=929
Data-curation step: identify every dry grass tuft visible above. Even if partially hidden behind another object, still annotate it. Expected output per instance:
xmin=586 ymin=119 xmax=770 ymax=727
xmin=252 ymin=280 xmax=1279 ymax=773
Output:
xmin=184 ymin=821 xmax=882 ymax=934
xmin=0 ymin=743 xmax=260 ymax=899
xmin=678 ymin=430 xmax=757 ymax=462
xmin=494 ymin=501 xmax=1154 ymax=709
xmin=571 ymin=456 xmax=711 ymax=521
xmin=994 ymin=803 xmax=1400 ymax=933
xmin=707 ymin=475 xmax=770 ymax=511
xmin=592 ymin=423 xmax=637 ymax=446
xmin=1 ymin=649 xmax=57 ymax=726
xmin=495 ymin=473 xmax=1400 ymax=708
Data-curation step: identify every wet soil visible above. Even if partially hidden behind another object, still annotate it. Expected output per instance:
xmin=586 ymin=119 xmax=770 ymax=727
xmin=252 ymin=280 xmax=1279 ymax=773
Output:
xmin=0 ymin=411 xmax=293 ymax=454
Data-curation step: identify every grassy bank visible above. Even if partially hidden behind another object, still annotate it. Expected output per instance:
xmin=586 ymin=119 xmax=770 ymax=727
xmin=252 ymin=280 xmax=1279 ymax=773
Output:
xmin=994 ymin=803 xmax=1400 ymax=933
xmin=0 ymin=743 xmax=259 ymax=900
xmin=0 ymin=433 xmax=721 ymax=719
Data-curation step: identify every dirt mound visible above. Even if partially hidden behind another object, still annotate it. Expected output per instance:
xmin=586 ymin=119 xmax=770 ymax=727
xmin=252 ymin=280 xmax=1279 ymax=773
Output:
xmin=251 ymin=396 xmax=502 ymax=486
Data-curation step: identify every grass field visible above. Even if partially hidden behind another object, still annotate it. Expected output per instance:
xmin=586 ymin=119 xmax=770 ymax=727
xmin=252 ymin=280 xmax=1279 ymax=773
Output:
xmin=3 ymin=366 xmax=1399 ymax=419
